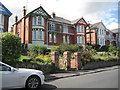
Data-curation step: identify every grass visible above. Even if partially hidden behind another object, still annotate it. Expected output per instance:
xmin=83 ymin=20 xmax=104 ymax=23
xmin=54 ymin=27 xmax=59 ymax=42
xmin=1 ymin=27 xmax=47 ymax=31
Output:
xmin=92 ymin=54 xmax=119 ymax=61
xmin=18 ymin=55 xmax=30 ymax=62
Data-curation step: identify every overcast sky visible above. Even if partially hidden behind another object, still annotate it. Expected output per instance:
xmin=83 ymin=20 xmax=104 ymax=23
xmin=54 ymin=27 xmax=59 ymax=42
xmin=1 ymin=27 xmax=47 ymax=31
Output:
xmin=1 ymin=0 xmax=119 ymax=31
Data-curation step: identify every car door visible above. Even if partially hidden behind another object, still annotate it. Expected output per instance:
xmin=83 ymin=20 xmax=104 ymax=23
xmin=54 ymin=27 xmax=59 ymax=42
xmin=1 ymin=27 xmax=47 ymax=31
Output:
xmin=0 ymin=63 xmax=20 ymax=88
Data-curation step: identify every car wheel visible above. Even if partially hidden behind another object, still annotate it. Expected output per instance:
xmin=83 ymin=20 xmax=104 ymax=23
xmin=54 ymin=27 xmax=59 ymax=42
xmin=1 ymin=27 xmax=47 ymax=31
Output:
xmin=26 ymin=76 xmax=41 ymax=89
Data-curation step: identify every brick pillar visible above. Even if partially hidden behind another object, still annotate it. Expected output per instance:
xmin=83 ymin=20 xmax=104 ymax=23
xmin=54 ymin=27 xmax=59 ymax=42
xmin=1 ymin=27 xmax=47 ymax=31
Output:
xmin=51 ymin=51 xmax=59 ymax=67
xmin=74 ymin=52 xmax=81 ymax=70
xmin=63 ymin=51 xmax=71 ymax=70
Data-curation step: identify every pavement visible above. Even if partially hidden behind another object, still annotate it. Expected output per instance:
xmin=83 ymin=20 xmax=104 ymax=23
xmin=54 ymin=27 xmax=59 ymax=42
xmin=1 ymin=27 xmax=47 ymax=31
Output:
xmin=45 ymin=65 xmax=119 ymax=81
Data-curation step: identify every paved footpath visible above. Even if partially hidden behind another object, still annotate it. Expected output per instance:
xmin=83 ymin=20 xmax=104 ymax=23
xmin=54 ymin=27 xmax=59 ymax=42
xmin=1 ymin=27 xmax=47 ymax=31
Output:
xmin=45 ymin=65 xmax=119 ymax=81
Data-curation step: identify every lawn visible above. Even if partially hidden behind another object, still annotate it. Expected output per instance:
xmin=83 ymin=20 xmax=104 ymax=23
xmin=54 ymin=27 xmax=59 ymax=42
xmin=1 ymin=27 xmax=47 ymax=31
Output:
xmin=18 ymin=55 xmax=30 ymax=62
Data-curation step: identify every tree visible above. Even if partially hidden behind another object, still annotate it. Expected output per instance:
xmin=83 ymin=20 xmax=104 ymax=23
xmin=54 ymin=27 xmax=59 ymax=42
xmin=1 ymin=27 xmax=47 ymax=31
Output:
xmin=1 ymin=33 xmax=22 ymax=66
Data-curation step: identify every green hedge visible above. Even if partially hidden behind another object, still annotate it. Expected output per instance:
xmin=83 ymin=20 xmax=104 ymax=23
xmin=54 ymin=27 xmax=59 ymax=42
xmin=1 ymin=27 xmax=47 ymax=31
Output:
xmin=1 ymin=33 xmax=22 ymax=66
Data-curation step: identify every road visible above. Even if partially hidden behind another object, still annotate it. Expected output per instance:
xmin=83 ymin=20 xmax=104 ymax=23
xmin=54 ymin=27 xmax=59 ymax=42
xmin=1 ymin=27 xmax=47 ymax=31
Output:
xmin=11 ymin=69 xmax=118 ymax=90
xmin=41 ymin=69 xmax=118 ymax=89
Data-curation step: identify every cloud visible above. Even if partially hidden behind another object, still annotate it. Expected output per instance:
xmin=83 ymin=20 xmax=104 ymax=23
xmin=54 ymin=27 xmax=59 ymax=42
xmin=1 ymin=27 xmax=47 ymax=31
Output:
xmin=0 ymin=0 xmax=119 ymax=31
xmin=107 ymin=22 xmax=118 ymax=30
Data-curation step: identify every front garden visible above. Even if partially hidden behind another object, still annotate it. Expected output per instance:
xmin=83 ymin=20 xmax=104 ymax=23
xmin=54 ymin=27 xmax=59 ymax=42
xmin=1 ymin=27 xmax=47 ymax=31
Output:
xmin=1 ymin=33 xmax=120 ymax=74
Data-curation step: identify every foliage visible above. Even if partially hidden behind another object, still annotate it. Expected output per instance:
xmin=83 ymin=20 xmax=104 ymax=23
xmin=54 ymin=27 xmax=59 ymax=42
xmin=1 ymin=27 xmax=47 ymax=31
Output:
xmin=85 ymin=45 xmax=92 ymax=50
xmin=52 ymin=43 xmax=83 ymax=54
xmin=1 ymin=33 xmax=22 ymax=66
xmin=29 ymin=45 xmax=49 ymax=57
xmin=92 ymin=44 xmax=100 ymax=51
xmin=92 ymin=53 xmax=119 ymax=61
xmin=108 ymin=45 xmax=118 ymax=56
xmin=98 ymin=45 xmax=109 ymax=52
xmin=18 ymin=55 xmax=30 ymax=62
xmin=51 ymin=46 xmax=60 ymax=52
xmin=36 ymin=54 xmax=52 ymax=63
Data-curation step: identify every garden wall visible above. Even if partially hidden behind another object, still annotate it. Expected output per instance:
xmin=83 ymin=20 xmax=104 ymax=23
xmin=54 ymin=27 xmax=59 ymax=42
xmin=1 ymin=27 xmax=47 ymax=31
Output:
xmin=16 ymin=62 xmax=55 ymax=74
xmin=82 ymin=59 xmax=120 ymax=70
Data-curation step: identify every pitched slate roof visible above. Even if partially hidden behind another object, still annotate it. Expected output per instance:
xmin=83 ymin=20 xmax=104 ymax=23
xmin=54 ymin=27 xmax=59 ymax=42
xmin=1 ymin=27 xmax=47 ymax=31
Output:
xmin=49 ymin=16 xmax=71 ymax=24
xmin=90 ymin=21 xmax=106 ymax=29
xmin=111 ymin=28 xmax=119 ymax=33
xmin=0 ymin=2 xmax=12 ymax=16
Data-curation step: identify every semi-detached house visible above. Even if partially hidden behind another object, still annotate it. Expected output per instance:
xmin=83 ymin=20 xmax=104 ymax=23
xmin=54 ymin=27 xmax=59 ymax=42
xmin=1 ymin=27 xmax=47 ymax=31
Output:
xmin=12 ymin=6 xmax=88 ymax=48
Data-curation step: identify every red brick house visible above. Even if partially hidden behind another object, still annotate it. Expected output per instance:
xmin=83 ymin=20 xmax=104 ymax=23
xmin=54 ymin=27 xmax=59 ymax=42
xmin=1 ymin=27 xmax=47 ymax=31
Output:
xmin=12 ymin=6 xmax=88 ymax=48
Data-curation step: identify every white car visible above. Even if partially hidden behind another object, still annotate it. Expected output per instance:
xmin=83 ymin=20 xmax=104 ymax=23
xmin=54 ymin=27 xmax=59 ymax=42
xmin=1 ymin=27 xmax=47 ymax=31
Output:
xmin=0 ymin=61 xmax=45 ymax=89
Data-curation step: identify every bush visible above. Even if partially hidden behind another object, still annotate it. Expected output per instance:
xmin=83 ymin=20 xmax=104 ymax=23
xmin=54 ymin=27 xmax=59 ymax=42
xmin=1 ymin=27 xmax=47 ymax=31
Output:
xmin=36 ymin=54 xmax=52 ymax=63
xmin=1 ymin=33 xmax=22 ymax=66
xmin=108 ymin=45 xmax=118 ymax=55
xmin=98 ymin=45 xmax=109 ymax=52
xmin=92 ymin=44 xmax=100 ymax=51
xmin=52 ymin=43 xmax=83 ymax=54
xmin=85 ymin=45 xmax=92 ymax=50
xmin=29 ymin=45 xmax=49 ymax=57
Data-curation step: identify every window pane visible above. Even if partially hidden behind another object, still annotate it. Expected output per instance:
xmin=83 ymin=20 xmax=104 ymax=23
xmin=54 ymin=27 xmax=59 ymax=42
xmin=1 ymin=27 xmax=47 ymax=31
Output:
xmin=54 ymin=34 xmax=56 ymax=43
xmin=38 ymin=17 xmax=42 ymax=25
xmin=34 ymin=17 xmax=36 ymax=25
xmin=49 ymin=34 xmax=52 ymax=42
xmin=67 ymin=36 xmax=69 ymax=43
xmin=34 ymin=30 xmax=36 ymax=40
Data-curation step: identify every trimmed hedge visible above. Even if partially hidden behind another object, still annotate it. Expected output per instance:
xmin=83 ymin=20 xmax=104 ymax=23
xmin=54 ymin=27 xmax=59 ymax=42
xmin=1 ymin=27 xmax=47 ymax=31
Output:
xmin=1 ymin=33 xmax=22 ymax=66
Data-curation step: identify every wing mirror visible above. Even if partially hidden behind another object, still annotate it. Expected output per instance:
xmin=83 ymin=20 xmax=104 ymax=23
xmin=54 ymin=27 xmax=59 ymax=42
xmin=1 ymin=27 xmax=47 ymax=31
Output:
xmin=11 ymin=68 xmax=17 ymax=72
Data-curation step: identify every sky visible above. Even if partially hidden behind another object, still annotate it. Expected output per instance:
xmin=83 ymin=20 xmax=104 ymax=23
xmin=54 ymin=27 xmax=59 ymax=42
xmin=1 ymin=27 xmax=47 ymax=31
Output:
xmin=1 ymin=0 xmax=119 ymax=31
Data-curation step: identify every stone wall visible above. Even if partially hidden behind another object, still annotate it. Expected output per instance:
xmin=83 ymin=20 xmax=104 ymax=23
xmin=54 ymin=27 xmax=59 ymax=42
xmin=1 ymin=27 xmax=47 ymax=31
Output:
xmin=16 ymin=62 xmax=55 ymax=74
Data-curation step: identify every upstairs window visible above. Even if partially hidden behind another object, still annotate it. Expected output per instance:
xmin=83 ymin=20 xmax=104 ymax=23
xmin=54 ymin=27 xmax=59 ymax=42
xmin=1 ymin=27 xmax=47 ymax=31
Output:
xmin=49 ymin=22 xmax=56 ymax=30
xmin=34 ymin=17 xmax=37 ymax=25
xmin=38 ymin=17 xmax=42 ymax=25
xmin=77 ymin=25 xmax=84 ymax=32
xmin=63 ymin=25 xmax=68 ymax=33
xmin=60 ymin=25 xmax=62 ymax=33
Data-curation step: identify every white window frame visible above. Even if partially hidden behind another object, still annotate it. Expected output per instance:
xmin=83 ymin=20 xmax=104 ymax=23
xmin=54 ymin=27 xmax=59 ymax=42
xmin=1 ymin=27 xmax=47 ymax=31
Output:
xmin=38 ymin=17 xmax=42 ymax=25
xmin=49 ymin=33 xmax=52 ymax=42
xmin=67 ymin=36 xmax=69 ymax=44
xmin=63 ymin=35 xmax=66 ymax=43
xmin=54 ymin=34 xmax=56 ymax=43
xmin=38 ymin=30 xmax=42 ymax=40
xmin=63 ymin=24 xmax=68 ymax=33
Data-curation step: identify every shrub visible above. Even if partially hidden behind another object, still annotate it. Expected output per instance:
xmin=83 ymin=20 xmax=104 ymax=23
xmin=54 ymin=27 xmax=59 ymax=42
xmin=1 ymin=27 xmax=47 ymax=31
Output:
xmin=92 ymin=44 xmax=100 ymax=51
xmin=108 ymin=45 xmax=118 ymax=55
xmin=36 ymin=55 xmax=52 ymax=63
xmin=29 ymin=45 xmax=48 ymax=57
xmin=51 ymin=46 xmax=60 ymax=52
xmin=52 ymin=43 xmax=83 ymax=55
xmin=1 ymin=33 xmax=22 ymax=66
xmin=85 ymin=45 xmax=92 ymax=50
xmin=98 ymin=45 xmax=109 ymax=52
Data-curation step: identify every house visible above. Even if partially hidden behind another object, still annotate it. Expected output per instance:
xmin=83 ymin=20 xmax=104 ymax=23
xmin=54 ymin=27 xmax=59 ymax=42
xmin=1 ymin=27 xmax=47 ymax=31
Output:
xmin=0 ymin=2 xmax=12 ymax=33
xmin=105 ymin=29 xmax=116 ymax=46
xmin=86 ymin=21 xmax=106 ymax=46
xmin=12 ymin=6 xmax=88 ymax=48
xmin=111 ymin=28 xmax=120 ymax=47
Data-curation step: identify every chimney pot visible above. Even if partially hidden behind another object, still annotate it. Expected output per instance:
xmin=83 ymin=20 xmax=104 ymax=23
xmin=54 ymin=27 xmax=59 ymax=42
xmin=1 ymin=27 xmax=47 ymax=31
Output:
xmin=15 ymin=16 xmax=18 ymax=22
xmin=51 ymin=12 xmax=55 ymax=18
xmin=23 ymin=6 xmax=26 ymax=16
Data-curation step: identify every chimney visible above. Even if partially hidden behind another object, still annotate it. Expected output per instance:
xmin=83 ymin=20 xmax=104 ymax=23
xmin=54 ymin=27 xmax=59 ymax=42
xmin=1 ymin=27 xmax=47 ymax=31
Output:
xmin=23 ymin=6 xmax=26 ymax=16
xmin=51 ymin=12 xmax=55 ymax=18
xmin=15 ymin=15 xmax=18 ymax=22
